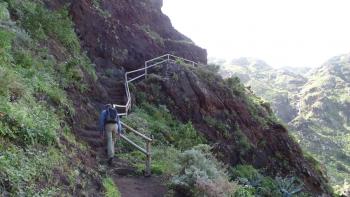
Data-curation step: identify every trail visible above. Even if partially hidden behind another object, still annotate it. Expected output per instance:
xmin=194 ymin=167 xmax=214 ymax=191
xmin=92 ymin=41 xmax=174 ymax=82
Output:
xmin=76 ymin=81 xmax=167 ymax=197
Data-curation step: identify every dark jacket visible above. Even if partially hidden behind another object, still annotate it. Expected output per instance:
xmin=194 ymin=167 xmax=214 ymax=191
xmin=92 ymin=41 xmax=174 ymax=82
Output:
xmin=98 ymin=110 xmax=122 ymax=134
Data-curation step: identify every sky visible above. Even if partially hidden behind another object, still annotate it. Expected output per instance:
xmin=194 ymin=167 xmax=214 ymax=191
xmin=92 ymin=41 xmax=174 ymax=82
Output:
xmin=162 ymin=0 xmax=350 ymax=68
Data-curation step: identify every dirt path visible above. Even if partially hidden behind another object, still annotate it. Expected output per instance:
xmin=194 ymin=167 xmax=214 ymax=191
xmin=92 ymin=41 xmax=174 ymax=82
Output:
xmin=113 ymin=175 xmax=167 ymax=197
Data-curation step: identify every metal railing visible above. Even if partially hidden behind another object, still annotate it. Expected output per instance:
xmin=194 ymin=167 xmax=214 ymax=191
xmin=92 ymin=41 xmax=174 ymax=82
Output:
xmin=113 ymin=54 xmax=200 ymax=116
xmin=120 ymin=121 xmax=153 ymax=176
xmin=113 ymin=54 xmax=199 ymax=176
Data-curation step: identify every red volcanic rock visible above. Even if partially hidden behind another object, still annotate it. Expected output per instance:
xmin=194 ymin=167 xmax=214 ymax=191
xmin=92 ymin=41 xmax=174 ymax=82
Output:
xmin=66 ymin=0 xmax=207 ymax=71
xmin=136 ymin=63 xmax=332 ymax=196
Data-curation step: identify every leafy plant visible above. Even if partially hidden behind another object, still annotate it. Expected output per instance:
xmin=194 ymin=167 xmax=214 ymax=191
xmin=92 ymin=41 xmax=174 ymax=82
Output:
xmin=275 ymin=176 xmax=304 ymax=197
xmin=171 ymin=144 xmax=237 ymax=196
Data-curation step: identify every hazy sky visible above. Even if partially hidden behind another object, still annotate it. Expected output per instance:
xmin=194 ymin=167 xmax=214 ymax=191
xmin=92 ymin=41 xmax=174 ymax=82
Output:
xmin=162 ymin=0 xmax=350 ymax=68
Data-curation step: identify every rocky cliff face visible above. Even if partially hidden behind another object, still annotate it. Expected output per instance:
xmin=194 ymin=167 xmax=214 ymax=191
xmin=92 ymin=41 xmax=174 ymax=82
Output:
xmin=135 ymin=63 xmax=331 ymax=195
xmin=67 ymin=0 xmax=207 ymax=71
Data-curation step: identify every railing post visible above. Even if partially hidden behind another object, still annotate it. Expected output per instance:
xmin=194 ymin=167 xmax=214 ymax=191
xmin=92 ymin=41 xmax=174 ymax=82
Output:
xmin=145 ymin=141 xmax=152 ymax=176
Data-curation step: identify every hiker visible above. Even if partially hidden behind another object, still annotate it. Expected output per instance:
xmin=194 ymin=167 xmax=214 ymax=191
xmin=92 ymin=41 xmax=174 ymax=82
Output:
xmin=98 ymin=104 xmax=123 ymax=164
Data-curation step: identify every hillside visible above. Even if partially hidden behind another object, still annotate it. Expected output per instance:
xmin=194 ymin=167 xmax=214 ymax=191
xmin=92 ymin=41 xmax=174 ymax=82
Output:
xmin=220 ymin=56 xmax=350 ymax=194
xmin=0 ymin=0 xmax=334 ymax=196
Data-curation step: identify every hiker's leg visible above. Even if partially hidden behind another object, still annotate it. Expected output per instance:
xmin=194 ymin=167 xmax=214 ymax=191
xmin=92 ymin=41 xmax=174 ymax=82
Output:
xmin=111 ymin=125 xmax=116 ymax=156
xmin=106 ymin=124 xmax=114 ymax=159
xmin=113 ymin=124 xmax=119 ymax=153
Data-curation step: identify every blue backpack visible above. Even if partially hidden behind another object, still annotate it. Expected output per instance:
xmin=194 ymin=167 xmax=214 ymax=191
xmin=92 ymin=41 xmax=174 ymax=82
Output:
xmin=105 ymin=106 xmax=118 ymax=124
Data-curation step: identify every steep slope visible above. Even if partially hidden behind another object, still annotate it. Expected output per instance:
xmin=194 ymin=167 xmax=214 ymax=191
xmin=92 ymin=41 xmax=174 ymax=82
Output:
xmin=133 ymin=62 xmax=332 ymax=195
xmin=1 ymin=0 xmax=335 ymax=196
xmin=221 ymin=55 xmax=350 ymax=193
xmin=219 ymin=58 xmax=307 ymax=122
xmin=0 ymin=1 xmax=104 ymax=195
xmin=293 ymin=54 xmax=350 ymax=188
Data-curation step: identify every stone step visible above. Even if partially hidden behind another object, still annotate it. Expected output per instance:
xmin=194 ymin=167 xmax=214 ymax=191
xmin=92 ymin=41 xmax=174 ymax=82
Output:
xmin=83 ymin=137 xmax=104 ymax=148
xmin=84 ymin=125 xmax=99 ymax=131
xmin=79 ymin=130 xmax=100 ymax=138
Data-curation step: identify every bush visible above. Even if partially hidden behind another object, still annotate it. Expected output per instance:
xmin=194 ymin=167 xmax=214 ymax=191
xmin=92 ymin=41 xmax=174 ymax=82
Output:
xmin=230 ymin=165 xmax=286 ymax=196
xmin=234 ymin=187 xmax=254 ymax=197
xmin=275 ymin=176 xmax=304 ymax=197
xmin=174 ymin=122 xmax=205 ymax=150
xmin=225 ymin=76 xmax=246 ymax=96
xmin=171 ymin=144 xmax=237 ymax=196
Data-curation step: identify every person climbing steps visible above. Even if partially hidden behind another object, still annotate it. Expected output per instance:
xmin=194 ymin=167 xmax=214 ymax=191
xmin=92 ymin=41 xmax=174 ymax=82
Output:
xmin=98 ymin=104 xmax=123 ymax=165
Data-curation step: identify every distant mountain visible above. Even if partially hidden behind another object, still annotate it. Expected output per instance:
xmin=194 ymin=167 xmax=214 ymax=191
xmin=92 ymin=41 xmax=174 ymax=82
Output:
xmin=220 ymin=55 xmax=350 ymax=191
xmin=219 ymin=58 xmax=305 ymax=122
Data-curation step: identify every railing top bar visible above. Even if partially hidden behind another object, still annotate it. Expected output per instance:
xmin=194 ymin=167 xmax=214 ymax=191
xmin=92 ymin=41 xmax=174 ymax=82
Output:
xmin=121 ymin=122 xmax=152 ymax=142
xmin=126 ymin=67 xmax=146 ymax=75
xmin=168 ymin=55 xmax=199 ymax=65
xmin=114 ymin=104 xmax=127 ymax=108
xmin=127 ymin=73 xmax=146 ymax=83
xmin=145 ymin=54 xmax=169 ymax=64
xmin=145 ymin=59 xmax=168 ymax=69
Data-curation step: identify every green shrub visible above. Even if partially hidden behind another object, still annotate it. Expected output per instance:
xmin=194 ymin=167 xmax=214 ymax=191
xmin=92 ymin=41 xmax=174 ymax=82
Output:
xmin=171 ymin=144 xmax=237 ymax=196
xmin=225 ymin=76 xmax=246 ymax=96
xmin=173 ymin=122 xmax=205 ymax=150
xmin=230 ymin=165 xmax=303 ymax=196
xmin=275 ymin=176 xmax=304 ymax=197
xmin=230 ymin=165 xmax=260 ymax=182
xmin=234 ymin=187 xmax=255 ymax=197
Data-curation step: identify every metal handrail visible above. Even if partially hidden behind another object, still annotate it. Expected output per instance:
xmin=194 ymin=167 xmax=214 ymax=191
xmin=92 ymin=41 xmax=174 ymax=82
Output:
xmin=112 ymin=54 xmax=199 ymax=176
xmin=120 ymin=121 xmax=153 ymax=176
xmin=114 ymin=54 xmax=199 ymax=116
xmin=121 ymin=122 xmax=152 ymax=142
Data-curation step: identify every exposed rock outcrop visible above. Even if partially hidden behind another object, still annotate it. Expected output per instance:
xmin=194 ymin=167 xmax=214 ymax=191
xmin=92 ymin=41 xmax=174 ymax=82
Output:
xmin=67 ymin=0 xmax=207 ymax=71
xmin=135 ymin=63 xmax=332 ymax=196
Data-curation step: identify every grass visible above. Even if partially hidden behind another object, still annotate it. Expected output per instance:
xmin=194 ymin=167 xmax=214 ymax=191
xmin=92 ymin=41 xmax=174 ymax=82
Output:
xmin=0 ymin=2 xmax=100 ymax=195
xmin=123 ymin=102 xmax=205 ymax=149
xmin=102 ymin=177 xmax=121 ymax=197
xmin=0 ymin=143 xmax=64 ymax=195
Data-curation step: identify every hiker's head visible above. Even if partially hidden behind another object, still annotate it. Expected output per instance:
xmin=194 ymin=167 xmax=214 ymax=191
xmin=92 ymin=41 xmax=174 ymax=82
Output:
xmin=105 ymin=104 xmax=113 ymax=109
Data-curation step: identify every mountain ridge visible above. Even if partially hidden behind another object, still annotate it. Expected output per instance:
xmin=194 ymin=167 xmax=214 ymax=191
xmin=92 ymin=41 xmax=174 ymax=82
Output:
xmin=220 ymin=54 xmax=350 ymax=193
